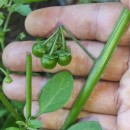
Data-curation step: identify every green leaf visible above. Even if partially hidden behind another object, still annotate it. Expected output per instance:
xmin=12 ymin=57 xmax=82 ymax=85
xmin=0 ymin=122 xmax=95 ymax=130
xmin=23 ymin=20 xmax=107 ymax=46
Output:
xmin=11 ymin=101 xmax=25 ymax=112
xmin=10 ymin=4 xmax=32 ymax=16
xmin=27 ymin=127 xmax=37 ymax=130
xmin=0 ymin=28 xmax=5 ymax=37
xmin=0 ymin=109 xmax=8 ymax=117
xmin=3 ymin=114 xmax=17 ymax=129
xmin=37 ymin=71 xmax=73 ymax=115
xmin=13 ymin=0 xmax=23 ymax=4
xmin=67 ymin=121 xmax=102 ymax=130
xmin=16 ymin=32 xmax=26 ymax=40
xmin=24 ymin=0 xmax=47 ymax=3
xmin=0 ymin=19 xmax=3 ymax=26
xmin=0 ymin=92 xmax=22 ymax=121
xmin=0 ymin=13 xmax=5 ymax=26
xmin=5 ymin=127 xmax=20 ymax=130
xmin=16 ymin=121 xmax=26 ymax=127
xmin=13 ymin=0 xmax=47 ymax=4
xmin=0 ymin=0 xmax=8 ymax=8
xmin=27 ymin=119 xmax=43 ymax=128
xmin=0 ymin=13 xmax=5 ymax=19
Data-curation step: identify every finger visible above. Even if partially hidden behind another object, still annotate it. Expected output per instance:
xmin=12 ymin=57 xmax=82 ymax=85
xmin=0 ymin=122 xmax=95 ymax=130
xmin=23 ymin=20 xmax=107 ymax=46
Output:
xmin=120 ymin=0 xmax=130 ymax=9
xmin=3 ymin=74 xmax=118 ymax=115
xmin=23 ymin=101 xmax=117 ymax=130
xmin=117 ymin=59 xmax=130 ymax=130
xmin=25 ymin=3 xmax=130 ymax=46
xmin=3 ymin=41 xmax=129 ymax=81
xmin=80 ymin=114 xmax=117 ymax=130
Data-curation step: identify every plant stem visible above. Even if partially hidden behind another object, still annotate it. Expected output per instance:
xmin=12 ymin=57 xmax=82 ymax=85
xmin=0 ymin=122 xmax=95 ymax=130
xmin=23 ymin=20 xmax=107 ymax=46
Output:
xmin=62 ymin=8 xmax=130 ymax=130
xmin=23 ymin=0 xmax=47 ymax=4
xmin=3 ymin=12 xmax=12 ymax=31
xmin=62 ymin=25 xmax=96 ymax=63
xmin=60 ymin=26 xmax=67 ymax=50
xmin=1 ymin=0 xmax=13 ymax=50
xmin=0 ymin=67 xmax=13 ymax=83
xmin=0 ymin=67 xmax=9 ymax=76
xmin=42 ymin=28 xmax=59 ymax=46
xmin=0 ymin=92 xmax=22 ymax=121
xmin=0 ymin=36 xmax=5 ymax=51
xmin=26 ymin=53 xmax=32 ymax=120
xmin=3 ymin=12 xmax=12 ymax=32
xmin=49 ymin=31 xmax=59 ymax=55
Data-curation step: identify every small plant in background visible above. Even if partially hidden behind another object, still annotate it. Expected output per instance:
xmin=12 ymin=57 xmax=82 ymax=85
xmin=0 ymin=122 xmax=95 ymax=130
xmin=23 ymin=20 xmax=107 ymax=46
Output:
xmin=0 ymin=0 xmax=32 ymax=84
xmin=0 ymin=0 xmax=130 ymax=130
xmin=0 ymin=0 xmax=33 ymax=129
xmin=0 ymin=0 xmax=32 ymax=50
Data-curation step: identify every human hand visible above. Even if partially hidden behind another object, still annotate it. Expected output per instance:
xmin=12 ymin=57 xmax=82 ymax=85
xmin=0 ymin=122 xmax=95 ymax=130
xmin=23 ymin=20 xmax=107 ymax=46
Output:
xmin=120 ymin=0 xmax=130 ymax=9
xmin=2 ymin=3 xmax=130 ymax=130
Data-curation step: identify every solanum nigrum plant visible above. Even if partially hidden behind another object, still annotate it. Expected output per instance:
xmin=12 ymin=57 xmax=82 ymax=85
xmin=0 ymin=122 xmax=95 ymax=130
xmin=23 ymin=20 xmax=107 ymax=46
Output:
xmin=3 ymin=53 xmax=100 ymax=130
xmin=0 ymin=2 xmax=130 ymax=130
xmin=31 ymin=7 xmax=130 ymax=130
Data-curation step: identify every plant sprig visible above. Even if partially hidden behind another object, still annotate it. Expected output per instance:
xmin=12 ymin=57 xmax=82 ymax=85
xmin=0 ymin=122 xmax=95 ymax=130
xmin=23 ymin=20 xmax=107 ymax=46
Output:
xmin=0 ymin=0 xmax=32 ymax=50
xmin=1 ymin=1 xmax=130 ymax=130
xmin=32 ymin=25 xmax=95 ymax=70
xmin=62 ymin=8 xmax=130 ymax=129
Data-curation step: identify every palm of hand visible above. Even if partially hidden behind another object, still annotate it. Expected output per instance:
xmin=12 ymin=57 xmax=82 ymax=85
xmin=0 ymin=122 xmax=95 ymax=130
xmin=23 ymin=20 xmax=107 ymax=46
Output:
xmin=2 ymin=3 xmax=130 ymax=130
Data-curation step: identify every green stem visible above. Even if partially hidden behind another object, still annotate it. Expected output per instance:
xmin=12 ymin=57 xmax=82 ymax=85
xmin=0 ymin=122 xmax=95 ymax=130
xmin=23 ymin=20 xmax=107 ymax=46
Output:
xmin=23 ymin=0 xmax=47 ymax=4
xmin=62 ymin=25 xmax=96 ymax=63
xmin=26 ymin=53 xmax=32 ymax=120
xmin=49 ymin=31 xmax=59 ymax=55
xmin=62 ymin=8 xmax=130 ymax=130
xmin=60 ymin=26 xmax=67 ymax=50
xmin=0 ymin=67 xmax=8 ymax=76
xmin=0 ymin=37 xmax=5 ymax=51
xmin=3 ymin=0 xmax=12 ymax=31
xmin=3 ymin=11 xmax=12 ymax=32
xmin=0 ymin=0 xmax=13 ymax=50
xmin=42 ymin=28 xmax=59 ymax=46
xmin=0 ymin=67 xmax=13 ymax=83
xmin=0 ymin=92 xmax=22 ymax=121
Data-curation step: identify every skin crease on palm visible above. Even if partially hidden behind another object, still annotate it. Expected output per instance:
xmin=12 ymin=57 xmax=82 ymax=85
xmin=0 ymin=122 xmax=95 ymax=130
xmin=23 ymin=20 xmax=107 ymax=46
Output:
xmin=2 ymin=2 xmax=130 ymax=130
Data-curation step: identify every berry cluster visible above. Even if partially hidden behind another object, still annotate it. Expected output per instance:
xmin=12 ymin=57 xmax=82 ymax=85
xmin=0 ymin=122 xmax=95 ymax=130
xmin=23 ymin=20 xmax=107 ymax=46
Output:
xmin=32 ymin=26 xmax=72 ymax=69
